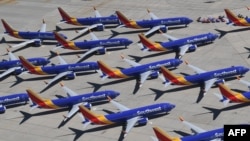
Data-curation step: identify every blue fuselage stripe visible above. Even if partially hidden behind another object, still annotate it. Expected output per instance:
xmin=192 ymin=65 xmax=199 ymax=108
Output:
xmin=136 ymin=17 xmax=191 ymax=28
xmin=161 ymin=33 xmax=217 ymax=50
xmin=121 ymin=59 xmax=182 ymax=77
xmin=51 ymin=90 xmax=117 ymax=107
xmin=77 ymin=16 xmax=120 ymax=25
xmin=184 ymin=66 xmax=249 ymax=83
xmin=0 ymin=93 xmax=29 ymax=106
xmin=104 ymin=103 xmax=174 ymax=122
xmin=17 ymin=32 xmax=56 ymax=40
xmin=73 ymin=38 xmax=132 ymax=49
xmin=41 ymin=62 xmax=98 ymax=74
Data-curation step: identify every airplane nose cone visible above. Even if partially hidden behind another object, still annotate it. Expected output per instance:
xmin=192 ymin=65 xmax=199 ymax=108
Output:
xmin=214 ymin=34 xmax=219 ymax=39
xmin=178 ymin=59 xmax=183 ymax=65
xmin=127 ymin=39 xmax=133 ymax=45
xmin=115 ymin=91 xmax=120 ymax=97
xmin=244 ymin=67 xmax=250 ymax=73
xmin=110 ymin=91 xmax=120 ymax=98
xmin=170 ymin=104 xmax=175 ymax=109
xmin=189 ymin=19 xmax=193 ymax=23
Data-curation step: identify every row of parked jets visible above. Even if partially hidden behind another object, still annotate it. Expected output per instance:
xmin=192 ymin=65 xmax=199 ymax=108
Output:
xmin=0 ymin=7 xmax=250 ymax=140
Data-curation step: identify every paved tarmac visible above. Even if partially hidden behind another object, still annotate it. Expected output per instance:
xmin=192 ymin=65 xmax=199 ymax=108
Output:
xmin=0 ymin=0 xmax=250 ymax=141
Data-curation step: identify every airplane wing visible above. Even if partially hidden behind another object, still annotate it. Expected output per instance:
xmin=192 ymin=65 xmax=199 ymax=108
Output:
xmin=160 ymin=32 xmax=178 ymax=41
xmin=89 ymin=31 xmax=99 ymax=40
xmin=77 ymin=23 xmax=103 ymax=34
xmin=77 ymin=46 xmax=104 ymax=62
xmin=10 ymin=39 xmax=38 ymax=48
xmin=179 ymin=117 xmax=206 ymax=134
xmin=204 ymin=78 xmax=218 ymax=95
xmin=179 ymin=44 xmax=191 ymax=57
xmin=7 ymin=48 xmax=17 ymax=60
xmin=0 ymin=67 xmax=19 ymax=78
xmin=121 ymin=55 xmax=141 ymax=67
xmin=57 ymin=55 xmax=67 ymax=65
xmin=124 ymin=116 xmax=140 ymax=135
xmin=147 ymin=9 xmax=159 ymax=20
xmin=39 ymin=19 xmax=46 ymax=32
xmin=144 ymin=25 xmax=165 ymax=37
xmin=139 ymin=71 xmax=152 ymax=86
xmin=45 ymin=71 xmax=73 ymax=87
xmin=60 ymin=83 xmax=78 ymax=97
xmin=185 ymin=62 xmax=206 ymax=74
xmin=109 ymin=99 xmax=130 ymax=112
xmin=64 ymin=103 xmax=82 ymax=120
xmin=93 ymin=7 xmax=102 ymax=17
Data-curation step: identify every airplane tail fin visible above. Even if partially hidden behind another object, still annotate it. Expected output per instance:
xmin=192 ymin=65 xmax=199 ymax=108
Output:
xmin=217 ymin=83 xmax=241 ymax=102
xmin=1 ymin=19 xmax=17 ymax=33
xmin=116 ymin=11 xmax=132 ymax=25
xmin=97 ymin=60 xmax=118 ymax=79
xmin=152 ymin=127 xmax=179 ymax=141
xmin=138 ymin=34 xmax=160 ymax=51
xmin=58 ymin=7 xmax=73 ymax=22
xmin=160 ymin=66 xmax=181 ymax=86
xmin=213 ymin=92 xmax=229 ymax=106
xmin=18 ymin=56 xmax=37 ymax=71
xmin=26 ymin=89 xmax=46 ymax=109
xmin=78 ymin=105 xmax=104 ymax=125
xmin=224 ymin=9 xmax=242 ymax=26
xmin=54 ymin=31 xmax=69 ymax=45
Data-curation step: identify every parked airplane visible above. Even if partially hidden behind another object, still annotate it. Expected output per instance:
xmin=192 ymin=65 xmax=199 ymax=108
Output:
xmin=0 ymin=48 xmax=50 ymax=79
xmin=224 ymin=9 xmax=250 ymax=26
xmin=57 ymin=7 xmax=120 ymax=34
xmin=97 ymin=55 xmax=183 ymax=87
xmin=1 ymin=19 xmax=67 ymax=49
xmin=151 ymin=117 xmax=223 ymax=141
xmin=0 ymin=93 xmax=29 ymax=113
xmin=26 ymin=83 xmax=120 ymax=121
xmin=216 ymin=83 xmax=250 ymax=106
xmin=18 ymin=54 xmax=99 ymax=88
xmin=139 ymin=32 xmax=218 ymax=58
xmin=116 ymin=9 xmax=193 ymax=36
xmin=160 ymin=61 xmax=249 ymax=95
xmin=52 ymin=31 xmax=133 ymax=62
xmin=78 ymin=96 xmax=175 ymax=137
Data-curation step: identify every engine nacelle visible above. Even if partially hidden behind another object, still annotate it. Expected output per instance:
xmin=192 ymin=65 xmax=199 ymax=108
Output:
xmin=136 ymin=117 xmax=148 ymax=126
xmin=159 ymin=26 xmax=168 ymax=33
xmin=96 ymin=24 xmax=105 ymax=31
xmin=96 ymin=48 xmax=106 ymax=54
xmin=14 ymin=68 xmax=24 ymax=75
xmin=0 ymin=105 xmax=6 ymax=113
xmin=34 ymin=39 xmax=42 ymax=47
xmin=83 ymin=103 xmax=92 ymax=110
xmin=65 ymin=72 xmax=76 ymax=80
xmin=150 ymin=71 xmax=159 ymax=79
xmin=188 ymin=44 xmax=197 ymax=52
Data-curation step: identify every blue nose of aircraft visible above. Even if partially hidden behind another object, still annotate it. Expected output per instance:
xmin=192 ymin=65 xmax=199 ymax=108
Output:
xmin=169 ymin=103 xmax=175 ymax=109
xmin=243 ymin=67 xmax=250 ymax=74
xmin=162 ymin=103 xmax=175 ymax=112
xmin=213 ymin=33 xmax=219 ymax=40
xmin=178 ymin=59 xmax=183 ymax=65
xmin=110 ymin=91 xmax=120 ymax=99
xmin=188 ymin=18 xmax=193 ymax=24
xmin=126 ymin=39 xmax=133 ymax=45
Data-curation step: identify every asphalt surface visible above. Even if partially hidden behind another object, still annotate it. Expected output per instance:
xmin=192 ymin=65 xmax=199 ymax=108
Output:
xmin=0 ymin=0 xmax=250 ymax=141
